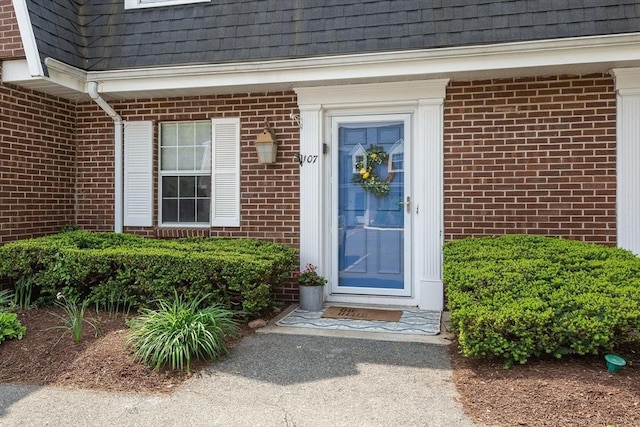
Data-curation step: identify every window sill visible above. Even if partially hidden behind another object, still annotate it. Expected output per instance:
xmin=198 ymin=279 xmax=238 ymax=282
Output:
xmin=155 ymin=227 xmax=211 ymax=239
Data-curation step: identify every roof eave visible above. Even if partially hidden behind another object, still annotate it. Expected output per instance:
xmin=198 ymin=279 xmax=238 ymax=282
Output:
xmin=4 ymin=33 xmax=640 ymax=101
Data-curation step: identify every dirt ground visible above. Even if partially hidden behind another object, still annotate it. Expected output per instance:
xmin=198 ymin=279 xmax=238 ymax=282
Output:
xmin=1 ymin=309 xmax=638 ymax=426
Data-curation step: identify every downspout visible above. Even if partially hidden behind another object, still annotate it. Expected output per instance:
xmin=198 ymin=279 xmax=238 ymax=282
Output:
xmin=87 ymin=81 xmax=124 ymax=233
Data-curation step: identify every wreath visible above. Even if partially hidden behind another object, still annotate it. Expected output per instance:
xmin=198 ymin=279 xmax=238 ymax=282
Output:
xmin=352 ymin=145 xmax=394 ymax=197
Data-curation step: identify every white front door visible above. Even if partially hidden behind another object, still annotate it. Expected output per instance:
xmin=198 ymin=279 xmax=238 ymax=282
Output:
xmin=331 ymin=114 xmax=412 ymax=297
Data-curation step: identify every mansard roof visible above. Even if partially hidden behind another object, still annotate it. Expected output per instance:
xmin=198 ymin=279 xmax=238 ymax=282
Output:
xmin=25 ymin=0 xmax=640 ymax=73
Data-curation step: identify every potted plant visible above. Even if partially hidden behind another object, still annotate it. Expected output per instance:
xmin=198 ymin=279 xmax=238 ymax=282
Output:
xmin=296 ymin=263 xmax=326 ymax=311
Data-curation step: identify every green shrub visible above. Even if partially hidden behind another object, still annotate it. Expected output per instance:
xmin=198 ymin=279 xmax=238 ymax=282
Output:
xmin=0 ymin=312 xmax=26 ymax=343
xmin=444 ymin=235 xmax=640 ymax=367
xmin=0 ymin=231 xmax=298 ymax=317
xmin=126 ymin=293 xmax=238 ymax=372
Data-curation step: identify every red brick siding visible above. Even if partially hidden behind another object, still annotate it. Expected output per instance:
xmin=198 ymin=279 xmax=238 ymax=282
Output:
xmin=444 ymin=74 xmax=616 ymax=244
xmin=0 ymin=0 xmax=25 ymax=59
xmin=0 ymin=74 xmax=76 ymax=244
xmin=75 ymin=92 xmax=300 ymax=301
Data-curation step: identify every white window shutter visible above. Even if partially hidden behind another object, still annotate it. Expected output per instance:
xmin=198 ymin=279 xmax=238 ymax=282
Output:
xmin=211 ymin=117 xmax=241 ymax=227
xmin=123 ymin=121 xmax=153 ymax=227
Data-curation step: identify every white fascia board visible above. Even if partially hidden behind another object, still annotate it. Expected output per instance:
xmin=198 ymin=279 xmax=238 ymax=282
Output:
xmin=295 ymin=80 xmax=450 ymax=107
xmin=11 ymin=0 xmax=43 ymax=77
xmin=87 ymin=33 xmax=640 ymax=95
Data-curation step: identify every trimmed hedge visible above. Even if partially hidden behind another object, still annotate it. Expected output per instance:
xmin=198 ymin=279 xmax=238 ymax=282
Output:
xmin=0 ymin=231 xmax=298 ymax=317
xmin=444 ymin=235 xmax=640 ymax=367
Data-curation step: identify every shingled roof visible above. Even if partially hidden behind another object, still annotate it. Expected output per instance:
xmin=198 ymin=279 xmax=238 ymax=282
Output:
xmin=26 ymin=0 xmax=640 ymax=72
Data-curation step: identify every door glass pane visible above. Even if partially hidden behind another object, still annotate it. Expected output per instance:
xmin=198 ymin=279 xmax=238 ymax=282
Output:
xmin=338 ymin=122 xmax=404 ymax=290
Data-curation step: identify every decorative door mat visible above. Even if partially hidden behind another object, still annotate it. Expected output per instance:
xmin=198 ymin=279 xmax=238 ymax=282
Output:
xmin=276 ymin=306 xmax=441 ymax=336
xmin=321 ymin=306 xmax=403 ymax=322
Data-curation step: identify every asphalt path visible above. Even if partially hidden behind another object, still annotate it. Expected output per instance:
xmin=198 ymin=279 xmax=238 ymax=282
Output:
xmin=0 ymin=333 xmax=483 ymax=426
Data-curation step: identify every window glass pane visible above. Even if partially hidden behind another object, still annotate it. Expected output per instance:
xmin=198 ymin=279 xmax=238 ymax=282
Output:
xmin=162 ymin=199 xmax=178 ymax=223
xmin=161 ymin=147 xmax=177 ymax=170
xmin=195 ymin=146 xmax=210 ymax=171
xmin=392 ymin=153 xmax=403 ymax=171
xmin=197 ymin=176 xmax=211 ymax=197
xmin=195 ymin=122 xmax=211 ymax=144
xmin=178 ymin=123 xmax=194 ymax=147
xmin=162 ymin=176 xmax=178 ymax=197
xmin=179 ymin=199 xmax=196 ymax=222
xmin=161 ymin=123 xmax=177 ymax=147
xmin=178 ymin=147 xmax=196 ymax=170
xmin=197 ymin=199 xmax=211 ymax=222
xmin=179 ymin=176 xmax=196 ymax=197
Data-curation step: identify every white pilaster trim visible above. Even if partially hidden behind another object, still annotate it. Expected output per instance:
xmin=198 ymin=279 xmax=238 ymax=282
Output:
xmin=11 ymin=0 xmax=43 ymax=77
xmin=611 ymin=67 xmax=640 ymax=256
xmin=297 ymin=104 xmax=325 ymax=275
xmin=415 ymin=99 xmax=445 ymax=311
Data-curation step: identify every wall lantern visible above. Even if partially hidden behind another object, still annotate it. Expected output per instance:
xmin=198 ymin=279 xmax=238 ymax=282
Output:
xmin=255 ymin=120 xmax=279 ymax=164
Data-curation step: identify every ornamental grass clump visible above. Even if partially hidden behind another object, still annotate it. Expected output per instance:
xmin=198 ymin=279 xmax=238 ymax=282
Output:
xmin=49 ymin=293 xmax=101 ymax=344
xmin=126 ymin=292 xmax=239 ymax=372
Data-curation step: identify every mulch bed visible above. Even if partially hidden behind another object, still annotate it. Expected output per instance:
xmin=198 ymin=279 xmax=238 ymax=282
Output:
xmin=0 ymin=308 xmax=250 ymax=394
xmin=448 ymin=341 xmax=640 ymax=426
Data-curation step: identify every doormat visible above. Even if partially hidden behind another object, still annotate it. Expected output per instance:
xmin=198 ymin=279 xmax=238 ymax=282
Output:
xmin=276 ymin=306 xmax=441 ymax=335
xmin=321 ymin=306 xmax=403 ymax=322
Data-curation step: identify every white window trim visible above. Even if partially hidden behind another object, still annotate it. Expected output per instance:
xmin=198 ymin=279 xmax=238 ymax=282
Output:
xmin=158 ymin=120 xmax=212 ymax=228
xmin=125 ymin=0 xmax=210 ymax=10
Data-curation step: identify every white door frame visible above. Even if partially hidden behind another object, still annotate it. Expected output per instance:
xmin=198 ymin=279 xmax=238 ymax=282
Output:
xmin=330 ymin=113 xmax=413 ymax=298
xmin=295 ymin=80 xmax=449 ymax=311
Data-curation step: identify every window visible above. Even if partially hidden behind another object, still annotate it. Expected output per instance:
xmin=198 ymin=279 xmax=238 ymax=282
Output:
xmin=124 ymin=0 xmax=210 ymax=10
xmin=124 ymin=118 xmax=240 ymax=228
xmin=159 ymin=121 xmax=212 ymax=225
xmin=388 ymin=139 xmax=404 ymax=172
xmin=350 ymin=144 xmax=366 ymax=173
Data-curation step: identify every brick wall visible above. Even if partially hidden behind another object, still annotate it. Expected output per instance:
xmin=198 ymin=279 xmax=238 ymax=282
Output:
xmin=444 ymin=73 xmax=616 ymax=244
xmin=76 ymin=92 xmax=301 ymax=301
xmin=0 ymin=0 xmax=24 ymax=59
xmin=0 ymin=72 xmax=77 ymax=244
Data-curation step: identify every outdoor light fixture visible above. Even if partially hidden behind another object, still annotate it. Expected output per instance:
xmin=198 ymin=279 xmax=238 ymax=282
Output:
xmin=254 ymin=119 xmax=279 ymax=164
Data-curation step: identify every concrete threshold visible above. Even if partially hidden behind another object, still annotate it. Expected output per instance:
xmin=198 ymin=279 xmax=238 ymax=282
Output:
xmin=257 ymin=304 xmax=454 ymax=345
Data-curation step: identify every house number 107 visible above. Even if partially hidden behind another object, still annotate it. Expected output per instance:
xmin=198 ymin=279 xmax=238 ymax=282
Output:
xmin=295 ymin=154 xmax=318 ymax=166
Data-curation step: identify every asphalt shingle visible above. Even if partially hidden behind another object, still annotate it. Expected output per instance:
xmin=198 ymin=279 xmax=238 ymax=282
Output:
xmin=24 ymin=0 xmax=640 ymax=73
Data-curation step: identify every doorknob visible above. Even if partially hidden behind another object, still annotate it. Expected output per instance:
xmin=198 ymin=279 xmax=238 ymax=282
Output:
xmin=399 ymin=196 xmax=411 ymax=213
